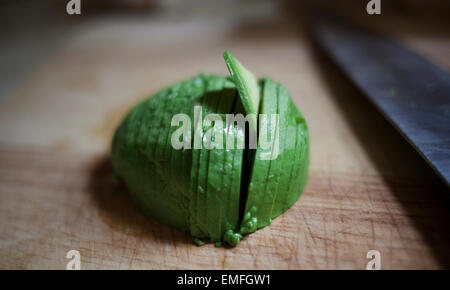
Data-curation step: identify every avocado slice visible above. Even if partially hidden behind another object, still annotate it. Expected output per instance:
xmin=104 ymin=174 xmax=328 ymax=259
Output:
xmin=154 ymin=83 xmax=184 ymax=163
xmin=195 ymin=76 xmax=225 ymax=239
xmin=240 ymin=78 xmax=278 ymax=233
xmin=169 ymin=77 xmax=206 ymax=215
xmin=271 ymin=99 xmax=309 ymax=215
xmin=166 ymin=81 xmax=188 ymax=187
xmin=268 ymin=84 xmax=296 ymax=218
xmin=286 ymin=112 xmax=309 ymax=208
xmin=271 ymin=122 xmax=297 ymax=216
xmin=223 ymin=98 xmax=245 ymax=246
xmin=223 ymin=51 xmax=260 ymax=136
xmin=189 ymin=77 xmax=209 ymax=237
xmin=205 ymin=79 xmax=237 ymax=243
xmin=239 ymin=77 xmax=310 ymax=233
xmin=180 ymin=75 xmax=207 ymax=189
xmin=112 ymin=81 xmax=193 ymax=231
xmin=219 ymin=87 xmax=241 ymax=241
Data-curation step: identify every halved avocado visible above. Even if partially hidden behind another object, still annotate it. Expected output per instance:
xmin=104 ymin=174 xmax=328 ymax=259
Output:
xmin=112 ymin=53 xmax=310 ymax=247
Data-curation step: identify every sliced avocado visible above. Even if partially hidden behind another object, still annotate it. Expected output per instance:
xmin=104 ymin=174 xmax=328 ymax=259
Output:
xmin=139 ymin=94 xmax=187 ymax=229
xmin=283 ymin=122 xmax=301 ymax=212
xmin=240 ymin=78 xmax=278 ymax=233
xmin=275 ymin=98 xmax=309 ymax=213
xmin=112 ymin=53 xmax=310 ymax=246
xmin=183 ymin=75 xmax=207 ymax=191
xmin=170 ymin=77 xmax=206 ymax=216
xmin=264 ymin=82 xmax=284 ymax=222
xmin=195 ymin=76 xmax=225 ymax=239
xmin=223 ymin=51 xmax=260 ymax=135
xmin=271 ymin=122 xmax=297 ymax=216
xmin=179 ymin=75 xmax=207 ymax=188
xmin=142 ymin=87 xmax=172 ymax=163
xmin=223 ymin=98 xmax=245 ymax=245
xmin=205 ymin=79 xmax=237 ymax=242
xmin=269 ymin=84 xmax=296 ymax=218
xmin=112 ymin=82 xmax=192 ymax=231
xmin=219 ymin=89 xmax=239 ymax=238
xmin=223 ymin=152 xmax=244 ymax=246
xmin=286 ymin=115 xmax=309 ymax=208
xmin=253 ymin=79 xmax=280 ymax=228
xmin=189 ymin=78 xmax=209 ymax=237
xmin=166 ymin=81 xmax=188 ymax=187
xmin=154 ymin=83 xmax=183 ymax=163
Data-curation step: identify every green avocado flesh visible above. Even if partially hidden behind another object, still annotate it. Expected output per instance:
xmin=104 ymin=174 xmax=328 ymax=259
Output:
xmin=223 ymin=51 xmax=260 ymax=136
xmin=111 ymin=52 xmax=309 ymax=246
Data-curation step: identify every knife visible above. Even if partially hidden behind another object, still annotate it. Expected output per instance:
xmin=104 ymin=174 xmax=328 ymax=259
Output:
xmin=308 ymin=12 xmax=450 ymax=187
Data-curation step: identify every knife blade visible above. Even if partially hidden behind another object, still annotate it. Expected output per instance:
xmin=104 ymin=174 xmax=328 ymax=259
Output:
xmin=308 ymin=12 xmax=450 ymax=187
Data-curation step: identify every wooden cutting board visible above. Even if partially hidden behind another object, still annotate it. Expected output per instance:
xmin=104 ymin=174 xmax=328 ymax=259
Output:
xmin=0 ymin=13 xmax=449 ymax=269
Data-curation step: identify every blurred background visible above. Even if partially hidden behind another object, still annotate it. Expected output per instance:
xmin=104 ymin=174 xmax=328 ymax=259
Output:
xmin=0 ymin=0 xmax=450 ymax=269
xmin=1 ymin=0 xmax=449 ymax=152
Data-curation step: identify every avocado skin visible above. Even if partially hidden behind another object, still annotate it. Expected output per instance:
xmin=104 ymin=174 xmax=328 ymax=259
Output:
xmin=111 ymin=75 xmax=310 ymax=246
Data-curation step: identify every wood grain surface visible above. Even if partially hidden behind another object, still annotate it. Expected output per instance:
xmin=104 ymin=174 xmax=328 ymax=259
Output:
xmin=0 ymin=7 xmax=449 ymax=269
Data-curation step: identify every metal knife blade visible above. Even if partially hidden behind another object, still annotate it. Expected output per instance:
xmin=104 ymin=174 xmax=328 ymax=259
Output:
xmin=309 ymin=12 xmax=450 ymax=187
